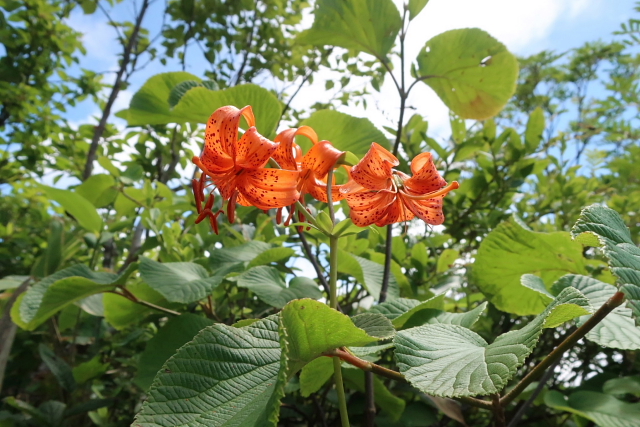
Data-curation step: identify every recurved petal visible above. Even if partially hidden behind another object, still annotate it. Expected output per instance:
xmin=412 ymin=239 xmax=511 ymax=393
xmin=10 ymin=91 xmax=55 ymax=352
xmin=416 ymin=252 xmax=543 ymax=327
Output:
xmin=401 ymin=195 xmax=445 ymax=225
xmin=403 ymin=152 xmax=447 ymax=194
xmin=304 ymin=174 xmax=345 ymax=203
xmin=302 ymin=140 xmax=344 ymax=178
xmin=235 ymin=127 xmax=279 ymax=169
xmin=349 ymin=143 xmax=398 ymax=191
xmin=201 ymin=105 xmax=255 ymax=173
xmin=236 ymin=168 xmax=300 ymax=210
xmin=273 ymin=128 xmax=303 ymax=170
xmin=345 ymin=189 xmax=397 ymax=227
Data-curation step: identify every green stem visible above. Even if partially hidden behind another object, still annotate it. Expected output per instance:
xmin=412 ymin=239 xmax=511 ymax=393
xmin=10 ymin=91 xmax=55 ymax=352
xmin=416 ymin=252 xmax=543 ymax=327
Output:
xmin=326 ymin=167 xmax=349 ymax=426
xmin=500 ymin=291 xmax=626 ymax=407
xmin=333 ymin=357 xmax=350 ymax=427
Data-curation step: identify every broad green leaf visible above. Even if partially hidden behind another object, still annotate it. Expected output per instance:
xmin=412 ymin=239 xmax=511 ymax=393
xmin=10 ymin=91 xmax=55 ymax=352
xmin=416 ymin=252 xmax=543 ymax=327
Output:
xmin=13 ymin=264 xmax=134 ymax=330
xmin=299 ymin=356 xmax=334 ymax=397
xmin=209 ymin=241 xmax=273 ymax=266
xmin=416 ymin=28 xmax=519 ymax=120
xmin=351 ymin=313 xmax=395 ymax=339
xmin=39 ymin=344 xmax=76 ymax=391
xmin=394 ymin=287 xmax=590 ymax=397
xmin=418 ymin=302 xmax=488 ymax=329
xmin=103 ymin=282 xmax=172 ymax=330
xmin=132 ymin=316 xmax=284 ymax=427
xmin=545 ymin=390 xmax=640 ymax=427
xmin=552 ymin=275 xmax=640 ymax=350
xmin=75 ymin=174 xmax=117 ymax=208
xmin=167 ymin=80 xmax=218 ymax=107
xmin=603 ymin=376 xmax=640 ymax=397
xmin=247 ymin=247 xmax=296 ymax=268
xmin=524 ymin=107 xmax=545 ymax=152
xmin=280 ymin=299 xmax=378 ymax=373
xmin=170 ymin=84 xmax=282 ymax=138
xmin=0 ymin=275 xmax=29 ymax=291
xmin=338 ymin=250 xmax=399 ymax=301
xmin=299 ymin=110 xmax=389 ymax=157
xmin=136 ymin=314 xmax=215 ymax=391
xmin=3 ymin=398 xmax=50 ymax=426
xmin=40 ymin=185 xmax=102 ymax=232
xmin=571 ymin=205 xmax=640 ymax=325
xmin=114 ymin=71 xmax=200 ymax=125
xmin=389 ymin=294 xmax=445 ymax=329
xmin=474 ymin=216 xmax=588 ymax=315
xmin=296 ymin=0 xmax=401 ymax=59
xmin=437 ymin=249 xmax=459 ymax=273
xmin=31 ymin=219 xmax=64 ymax=278
xmin=237 ymin=266 xmax=323 ymax=308
xmin=139 ymin=257 xmax=225 ymax=304
xmin=343 ymin=368 xmax=405 ymax=419
xmin=408 ymin=0 xmax=430 ymax=20
xmin=368 ymin=251 xmax=411 ymax=295
xmin=72 ymin=356 xmax=109 ymax=385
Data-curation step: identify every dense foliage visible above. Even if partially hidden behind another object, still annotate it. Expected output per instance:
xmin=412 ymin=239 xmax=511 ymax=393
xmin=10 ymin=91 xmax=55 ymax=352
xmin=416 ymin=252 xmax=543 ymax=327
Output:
xmin=1 ymin=1 xmax=639 ymax=426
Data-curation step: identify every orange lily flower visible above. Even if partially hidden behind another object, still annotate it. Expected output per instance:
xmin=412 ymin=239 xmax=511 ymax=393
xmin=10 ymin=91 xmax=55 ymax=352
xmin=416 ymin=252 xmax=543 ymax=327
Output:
xmin=340 ymin=143 xmax=459 ymax=227
xmin=192 ymin=105 xmax=300 ymax=228
xmin=272 ymin=126 xmax=345 ymax=224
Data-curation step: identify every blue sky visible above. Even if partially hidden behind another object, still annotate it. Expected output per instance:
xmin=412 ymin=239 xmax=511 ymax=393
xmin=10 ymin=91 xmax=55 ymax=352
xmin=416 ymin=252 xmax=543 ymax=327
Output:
xmin=61 ymin=0 xmax=636 ymax=135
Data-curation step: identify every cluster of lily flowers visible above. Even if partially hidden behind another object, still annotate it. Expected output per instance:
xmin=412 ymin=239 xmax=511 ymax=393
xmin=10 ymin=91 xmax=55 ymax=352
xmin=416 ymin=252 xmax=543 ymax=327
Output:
xmin=192 ymin=105 xmax=459 ymax=233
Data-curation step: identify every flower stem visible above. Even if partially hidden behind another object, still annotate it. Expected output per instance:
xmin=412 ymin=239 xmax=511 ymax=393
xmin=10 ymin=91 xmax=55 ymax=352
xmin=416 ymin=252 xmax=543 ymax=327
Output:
xmin=326 ymin=168 xmax=349 ymax=426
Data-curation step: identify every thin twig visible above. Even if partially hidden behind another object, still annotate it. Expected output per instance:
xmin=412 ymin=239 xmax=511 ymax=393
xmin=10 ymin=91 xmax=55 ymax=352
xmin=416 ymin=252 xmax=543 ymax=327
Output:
xmin=501 ymin=291 xmax=626 ymax=406
xmin=111 ymin=289 xmax=181 ymax=316
xmin=492 ymin=394 xmax=506 ymax=427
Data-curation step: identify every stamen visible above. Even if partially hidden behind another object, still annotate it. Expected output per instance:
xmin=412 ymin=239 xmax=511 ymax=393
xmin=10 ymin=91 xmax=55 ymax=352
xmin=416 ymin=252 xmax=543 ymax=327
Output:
xmin=399 ymin=181 xmax=460 ymax=200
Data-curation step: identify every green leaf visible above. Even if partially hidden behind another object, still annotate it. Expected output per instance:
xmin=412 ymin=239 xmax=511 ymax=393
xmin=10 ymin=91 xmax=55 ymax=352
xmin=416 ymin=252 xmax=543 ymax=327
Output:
xmin=75 ymin=174 xmax=117 ymax=208
xmin=139 ymin=257 xmax=225 ymax=304
xmin=0 ymin=275 xmax=29 ymax=291
xmin=416 ymin=28 xmax=519 ymax=120
xmin=299 ymin=356 xmax=334 ymax=397
xmin=394 ymin=287 xmax=590 ymax=397
xmin=103 ymin=282 xmax=171 ymax=330
xmin=603 ymin=376 xmax=640 ymax=397
xmin=237 ymin=267 xmax=323 ymax=308
xmin=132 ymin=316 xmax=284 ymax=427
xmin=299 ymin=110 xmax=389 ymax=157
xmin=474 ymin=216 xmax=588 ymax=315
xmin=31 ymin=219 xmax=64 ymax=278
xmin=209 ymin=241 xmax=273 ymax=265
xmin=524 ymin=107 xmax=545 ymax=152
xmin=545 ymin=390 xmax=640 ymax=427
xmin=39 ymin=344 xmax=76 ymax=391
xmin=136 ymin=314 xmax=215 ymax=391
xmin=552 ymin=275 xmax=640 ymax=350
xmin=338 ymin=250 xmax=399 ymax=301
xmin=171 ymin=84 xmax=282 ymax=138
xmin=437 ymin=249 xmax=459 ymax=273
xmin=247 ymin=247 xmax=296 ymax=268
xmin=296 ymin=0 xmax=401 ymax=59
xmin=72 ymin=356 xmax=109 ymax=385
xmin=408 ymin=0 xmax=430 ymax=20
xmin=389 ymin=294 xmax=445 ymax=329
xmin=280 ymin=299 xmax=378 ymax=373
xmin=40 ymin=185 xmax=102 ymax=232
xmin=571 ymin=205 xmax=640 ymax=325
xmin=351 ymin=313 xmax=395 ymax=339
xmin=13 ymin=265 xmax=132 ymax=330
xmin=115 ymin=71 xmax=201 ymax=124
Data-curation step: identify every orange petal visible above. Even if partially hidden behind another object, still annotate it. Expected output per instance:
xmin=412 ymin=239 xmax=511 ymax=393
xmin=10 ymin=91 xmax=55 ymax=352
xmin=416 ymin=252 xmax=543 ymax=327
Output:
xmin=198 ymin=105 xmax=255 ymax=174
xmin=403 ymin=152 xmax=447 ymax=194
xmin=302 ymin=140 xmax=344 ymax=178
xmin=273 ymin=128 xmax=301 ymax=170
xmin=401 ymin=195 xmax=445 ymax=225
xmin=349 ymin=143 xmax=398 ymax=191
xmin=376 ymin=197 xmax=414 ymax=226
xmin=345 ymin=190 xmax=398 ymax=227
xmin=304 ymin=174 xmax=345 ymax=203
xmin=235 ymin=127 xmax=279 ymax=169
xmin=236 ymin=168 xmax=300 ymax=210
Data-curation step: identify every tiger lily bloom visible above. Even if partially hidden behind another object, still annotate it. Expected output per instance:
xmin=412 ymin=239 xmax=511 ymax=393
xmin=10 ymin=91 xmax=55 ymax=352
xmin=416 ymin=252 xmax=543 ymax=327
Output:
xmin=340 ymin=143 xmax=459 ymax=227
xmin=192 ymin=105 xmax=300 ymax=228
xmin=272 ymin=126 xmax=345 ymax=224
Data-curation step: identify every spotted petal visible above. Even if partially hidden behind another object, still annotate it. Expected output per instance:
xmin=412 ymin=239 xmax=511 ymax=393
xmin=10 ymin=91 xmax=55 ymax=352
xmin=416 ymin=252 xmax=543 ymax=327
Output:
xmin=236 ymin=168 xmax=300 ymax=210
xmin=345 ymin=190 xmax=398 ymax=227
xmin=348 ymin=143 xmax=398 ymax=191
xmin=403 ymin=152 xmax=447 ymax=194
